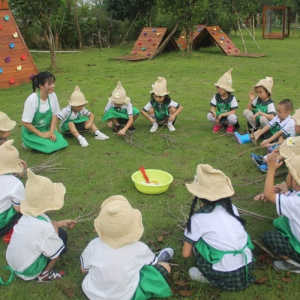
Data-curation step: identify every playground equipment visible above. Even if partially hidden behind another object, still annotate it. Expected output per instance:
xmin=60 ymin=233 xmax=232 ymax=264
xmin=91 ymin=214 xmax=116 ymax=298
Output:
xmin=262 ymin=5 xmax=291 ymax=39
xmin=176 ymin=25 xmax=206 ymax=50
xmin=0 ymin=0 xmax=38 ymax=89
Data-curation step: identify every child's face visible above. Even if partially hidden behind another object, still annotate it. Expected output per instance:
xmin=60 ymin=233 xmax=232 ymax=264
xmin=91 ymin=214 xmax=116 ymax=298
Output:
xmin=114 ymin=103 xmax=122 ymax=108
xmin=72 ymin=105 xmax=84 ymax=112
xmin=154 ymin=94 xmax=165 ymax=103
xmin=217 ymin=87 xmax=228 ymax=98
xmin=277 ymin=104 xmax=290 ymax=121
xmin=255 ymin=86 xmax=269 ymax=101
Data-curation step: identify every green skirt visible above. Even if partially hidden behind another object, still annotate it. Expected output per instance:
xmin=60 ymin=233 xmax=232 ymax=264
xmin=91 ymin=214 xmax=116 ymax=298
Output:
xmin=102 ymin=107 xmax=140 ymax=121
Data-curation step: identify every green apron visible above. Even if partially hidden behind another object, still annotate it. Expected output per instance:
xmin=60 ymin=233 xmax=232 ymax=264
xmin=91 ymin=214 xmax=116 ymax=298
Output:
xmin=22 ymin=92 xmax=68 ymax=153
xmin=215 ymin=94 xmax=234 ymax=116
xmin=273 ymin=216 xmax=300 ymax=254
xmin=60 ymin=108 xmax=89 ymax=133
xmin=0 ymin=216 xmax=49 ymax=285
xmin=0 ymin=206 xmax=17 ymax=229
xmin=252 ymin=98 xmax=273 ymax=124
xmin=102 ymin=107 xmax=140 ymax=121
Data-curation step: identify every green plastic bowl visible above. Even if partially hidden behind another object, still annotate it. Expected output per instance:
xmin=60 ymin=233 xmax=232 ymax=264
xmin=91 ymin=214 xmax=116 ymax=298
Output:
xmin=131 ymin=169 xmax=173 ymax=194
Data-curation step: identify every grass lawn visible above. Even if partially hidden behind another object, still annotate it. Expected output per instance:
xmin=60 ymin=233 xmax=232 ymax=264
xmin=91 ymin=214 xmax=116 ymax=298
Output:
xmin=1 ymin=28 xmax=300 ymax=299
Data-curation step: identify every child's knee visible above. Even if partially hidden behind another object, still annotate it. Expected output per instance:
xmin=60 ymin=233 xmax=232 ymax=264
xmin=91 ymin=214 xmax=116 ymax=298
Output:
xmin=157 ymin=262 xmax=171 ymax=274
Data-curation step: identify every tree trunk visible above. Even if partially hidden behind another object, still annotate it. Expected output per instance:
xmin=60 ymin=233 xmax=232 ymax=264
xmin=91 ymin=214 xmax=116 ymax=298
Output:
xmin=43 ymin=24 xmax=56 ymax=68
xmin=74 ymin=0 xmax=82 ymax=49
xmin=98 ymin=28 xmax=102 ymax=48
xmin=107 ymin=16 xmax=113 ymax=47
xmin=148 ymin=20 xmax=180 ymax=60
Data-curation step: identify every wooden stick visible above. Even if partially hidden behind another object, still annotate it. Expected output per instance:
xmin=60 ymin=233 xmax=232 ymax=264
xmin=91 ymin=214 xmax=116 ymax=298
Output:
xmin=227 ymin=146 xmax=262 ymax=165
xmin=237 ymin=21 xmax=247 ymax=53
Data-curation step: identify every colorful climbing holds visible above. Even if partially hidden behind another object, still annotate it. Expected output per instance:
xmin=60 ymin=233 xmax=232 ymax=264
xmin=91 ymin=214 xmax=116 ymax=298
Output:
xmin=143 ymin=32 xmax=147 ymax=36
xmin=181 ymin=36 xmax=185 ymax=39
xmin=142 ymin=47 xmax=146 ymax=51
xmin=20 ymin=54 xmax=26 ymax=60
xmin=5 ymin=57 xmax=10 ymax=63
xmin=0 ymin=68 xmax=3 ymax=74
xmin=12 ymin=32 xmax=18 ymax=38
xmin=178 ymin=44 xmax=181 ymax=47
xmin=220 ymin=30 xmax=223 ymax=33
xmin=197 ymin=28 xmax=202 ymax=32
xmin=213 ymin=27 xmax=216 ymax=30
xmin=138 ymin=42 xmax=142 ymax=45
xmin=9 ymin=43 xmax=14 ymax=49
xmin=3 ymin=15 xmax=9 ymax=21
xmin=30 ymin=74 xmax=35 ymax=80
xmin=147 ymin=38 xmax=151 ymax=41
xmin=156 ymin=33 xmax=160 ymax=36
xmin=235 ymin=49 xmax=239 ymax=52
xmin=133 ymin=51 xmax=137 ymax=54
xmin=228 ymin=46 xmax=232 ymax=49
xmin=221 ymin=37 xmax=224 ymax=40
xmin=152 ymin=43 xmax=156 ymax=46
xmin=0 ymin=25 xmax=2 ymax=30
xmin=152 ymin=28 xmax=156 ymax=32
xmin=16 ymin=65 xmax=22 ymax=71
xmin=212 ymin=31 xmax=215 ymax=34
xmin=9 ymin=78 xmax=15 ymax=84
xmin=220 ymin=41 xmax=223 ymax=44
xmin=147 ymin=53 xmax=151 ymax=56
xmin=227 ymin=40 xmax=231 ymax=43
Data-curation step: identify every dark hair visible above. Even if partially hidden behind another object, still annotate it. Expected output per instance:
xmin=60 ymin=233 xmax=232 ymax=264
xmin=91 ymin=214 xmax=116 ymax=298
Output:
xmin=150 ymin=93 xmax=171 ymax=105
xmin=278 ymin=99 xmax=293 ymax=112
xmin=31 ymin=71 xmax=56 ymax=92
xmin=186 ymin=197 xmax=246 ymax=233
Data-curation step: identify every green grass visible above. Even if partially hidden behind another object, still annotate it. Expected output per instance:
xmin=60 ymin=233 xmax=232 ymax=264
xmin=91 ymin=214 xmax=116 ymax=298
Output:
xmin=1 ymin=28 xmax=300 ymax=299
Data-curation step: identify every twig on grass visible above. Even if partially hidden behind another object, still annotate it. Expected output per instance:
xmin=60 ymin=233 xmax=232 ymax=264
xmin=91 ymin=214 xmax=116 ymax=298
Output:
xmin=122 ymin=134 xmax=154 ymax=155
xmin=148 ymin=123 xmax=167 ymax=139
xmin=159 ymin=134 xmax=183 ymax=149
xmin=227 ymin=146 xmax=262 ymax=165
xmin=64 ymin=205 xmax=96 ymax=229
xmin=236 ymin=205 xmax=273 ymax=220
xmin=252 ymin=239 xmax=282 ymax=260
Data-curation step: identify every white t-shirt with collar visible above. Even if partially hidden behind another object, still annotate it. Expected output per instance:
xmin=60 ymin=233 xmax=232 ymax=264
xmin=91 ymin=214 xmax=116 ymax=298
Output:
xmin=268 ymin=115 xmax=295 ymax=137
xmin=6 ymin=214 xmax=65 ymax=280
xmin=80 ymin=237 xmax=157 ymax=300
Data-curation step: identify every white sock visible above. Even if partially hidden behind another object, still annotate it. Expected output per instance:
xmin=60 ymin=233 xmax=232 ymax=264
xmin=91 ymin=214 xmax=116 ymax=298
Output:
xmin=167 ymin=120 xmax=173 ymax=125
xmin=77 ymin=135 xmax=84 ymax=141
xmin=287 ymin=259 xmax=300 ymax=267
xmin=95 ymin=130 xmax=101 ymax=136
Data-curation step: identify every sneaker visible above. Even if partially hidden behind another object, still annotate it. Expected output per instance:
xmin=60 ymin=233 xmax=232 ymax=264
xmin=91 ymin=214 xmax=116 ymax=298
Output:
xmin=150 ymin=123 xmax=158 ymax=133
xmin=37 ymin=269 xmax=65 ymax=282
xmin=167 ymin=124 xmax=176 ymax=132
xmin=95 ymin=132 xmax=109 ymax=140
xmin=259 ymin=163 xmax=268 ymax=172
xmin=213 ymin=125 xmax=222 ymax=133
xmin=79 ymin=137 xmax=89 ymax=148
xmin=112 ymin=125 xmax=121 ymax=133
xmin=226 ymin=125 xmax=234 ymax=133
xmin=157 ymin=247 xmax=174 ymax=263
xmin=3 ymin=227 xmax=14 ymax=244
xmin=189 ymin=267 xmax=210 ymax=283
xmin=250 ymin=153 xmax=264 ymax=167
xmin=273 ymin=260 xmax=300 ymax=273
xmin=128 ymin=125 xmax=136 ymax=132
xmin=22 ymin=143 xmax=28 ymax=150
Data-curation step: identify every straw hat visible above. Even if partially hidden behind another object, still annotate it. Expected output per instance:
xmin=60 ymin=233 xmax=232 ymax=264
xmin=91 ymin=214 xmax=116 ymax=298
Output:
xmin=279 ymin=137 xmax=300 ymax=159
xmin=21 ymin=169 xmax=66 ymax=217
xmin=0 ymin=139 xmax=23 ymax=175
xmin=94 ymin=195 xmax=144 ymax=249
xmin=185 ymin=164 xmax=234 ymax=201
xmin=109 ymin=81 xmax=130 ymax=105
xmin=285 ymin=154 xmax=300 ymax=186
xmin=214 ymin=69 xmax=234 ymax=92
xmin=0 ymin=111 xmax=16 ymax=132
xmin=292 ymin=109 xmax=300 ymax=126
xmin=68 ymin=86 xmax=88 ymax=106
xmin=252 ymin=77 xmax=273 ymax=95
xmin=149 ymin=77 xmax=169 ymax=96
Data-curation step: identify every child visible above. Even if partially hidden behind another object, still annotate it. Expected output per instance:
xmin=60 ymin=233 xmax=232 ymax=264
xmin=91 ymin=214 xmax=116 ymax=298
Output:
xmin=0 ymin=111 xmax=16 ymax=145
xmin=243 ymin=76 xmax=275 ymax=131
xmin=207 ymin=69 xmax=239 ymax=133
xmin=22 ymin=71 xmax=68 ymax=153
xmin=5 ymin=169 xmax=76 ymax=283
xmin=141 ymin=77 xmax=183 ymax=133
xmin=182 ymin=164 xmax=255 ymax=290
xmin=254 ymin=152 xmax=300 ymax=273
xmin=80 ymin=195 xmax=173 ymax=300
xmin=0 ymin=140 xmax=24 ymax=239
xmin=55 ymin=86 xmax=109 ymax=148
xmin=102 ymin=81 xmax=139 ymax=136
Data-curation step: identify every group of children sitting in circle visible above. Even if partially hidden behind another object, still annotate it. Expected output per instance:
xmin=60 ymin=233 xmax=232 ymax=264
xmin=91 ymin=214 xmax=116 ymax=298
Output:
xmin=0 ymin=68 xmax=300 ymax=299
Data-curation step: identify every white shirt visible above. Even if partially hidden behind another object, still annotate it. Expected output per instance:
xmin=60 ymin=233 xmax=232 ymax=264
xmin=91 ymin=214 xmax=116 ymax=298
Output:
xmin=276 ymin=191 xmax=300 ymax=241
xmin=80 ymin=238 xmax=157 ymax=300
xmin=0 ymin=175 xmax=24 ymax=213
xmin=184 ymin=205 xmax=252 ymax=272
xmin=22 ymin=92 xmax=61 ymax=123
xmin=268 ymin=115 xmax=295 ymax=136
xmin=210 ymin=95 xmax=238 ymax=109
xmin=104 ymin=101 xmax=133 ymax=116
xmin=6 ymin=214 xmax=65 ymax=280
xmin=143 ymin=99 xmax=179 ymax=112
xmin=252 ymin=97 xmax=276 ymax=114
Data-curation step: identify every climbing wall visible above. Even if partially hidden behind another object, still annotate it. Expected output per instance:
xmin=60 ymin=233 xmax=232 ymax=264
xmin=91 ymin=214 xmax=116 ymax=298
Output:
xmin=115 ymin=27 xmax=179 ymax=61
xmin=0 ymin=0 xmax=38 ymax=89
xmin=176 ymin=25 xmax=206 ymax=50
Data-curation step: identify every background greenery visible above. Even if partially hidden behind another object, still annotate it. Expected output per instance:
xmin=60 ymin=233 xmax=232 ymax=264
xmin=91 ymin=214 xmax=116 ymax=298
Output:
xmin=1 ymin=29 xmax=300 ymax=299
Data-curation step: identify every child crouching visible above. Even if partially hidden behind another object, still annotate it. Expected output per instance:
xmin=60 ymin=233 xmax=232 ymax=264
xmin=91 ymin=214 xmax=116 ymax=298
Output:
xmin=80 ymin=195 xmax=173 ymax=300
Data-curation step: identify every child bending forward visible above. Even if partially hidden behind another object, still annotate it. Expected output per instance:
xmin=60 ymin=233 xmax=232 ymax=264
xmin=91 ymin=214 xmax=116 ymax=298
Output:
xmin=80 ymin=195 xmax=173 ymax=300
xmin=182 ymin=164 xmax=255 ymax=290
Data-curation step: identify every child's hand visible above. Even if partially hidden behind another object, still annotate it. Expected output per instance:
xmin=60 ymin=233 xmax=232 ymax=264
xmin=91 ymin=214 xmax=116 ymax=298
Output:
xmin=40 ymin=131 xmax=52 ymax=139
xmin=261 ymin=139 xmax=270 ymax=147
xmin=49 ymin=132 xmax=57 ymax=142
xmin=275 ymin=181 xmax=289 ymax=194
xmin=58 ymin=219 xmax=76 ymax=229
xmin=149 ymin=117 xmax=155 ymax=123
xmin=107 ymin=121 xmax=113 ymax=127
xmin=85 ymin=121 xmax=92 ymax=130
xmin=118 ymin=128 xmax=126 ymax=136
xmin=168 ymin=115 xmax=175 ymax=122
xmin=254 ymin=193 xmax=267 ymax=201
xmin=249 ymin=91 xmax=255 ymax=101
xmin=266 ymin=152 xmax=283 ymax=170
xmin=210 ymin=111 xmax=216 ymax=118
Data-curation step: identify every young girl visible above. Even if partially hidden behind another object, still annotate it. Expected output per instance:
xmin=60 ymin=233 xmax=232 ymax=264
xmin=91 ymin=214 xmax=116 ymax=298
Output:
xmin=21 ymin=71 xmax=68 ymax=153
xmin=207 ymin=69 xmax=239 ymax=134
xmin=255 ymin=152 xmax=300 ymax=273
xmin=4 ymin=169 xmax=76 ymax=283
xmin=141 ymin=77 xmax=183 ymax=133
xmin=80 ymin=195 xmax=173 ymax=300
xmin=55 ymin=86 xmax=109 ymax=148
xmin=0 ymin=111 xmax=16 ymax=146
xmin=102 ymin=81 xmax=139 ymax=136
xmin=243 ymin=76 xmax=275 ymax=131
xmin=0 ymin=140 xmax=24 ymax=239
xmin=182 ymin=164 xmax=255 ymax=290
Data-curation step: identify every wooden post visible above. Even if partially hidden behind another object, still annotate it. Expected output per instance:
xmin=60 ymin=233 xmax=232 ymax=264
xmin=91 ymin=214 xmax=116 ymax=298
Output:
xmin=119 ymin=11 xmax=140 ymax=47
xmin=237 ymin=21 xmax=247 ymax=53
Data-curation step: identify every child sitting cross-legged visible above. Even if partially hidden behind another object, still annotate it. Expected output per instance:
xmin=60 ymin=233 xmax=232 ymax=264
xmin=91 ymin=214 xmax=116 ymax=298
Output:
xmin=55 ymin=86 xmax=109 ymax=148
xmin=80 ymin=195 xmax=173 ymax=300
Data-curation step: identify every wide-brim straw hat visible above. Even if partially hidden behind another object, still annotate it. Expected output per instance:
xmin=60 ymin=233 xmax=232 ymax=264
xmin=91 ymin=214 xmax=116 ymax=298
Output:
xmin=0 ymin=111 xmax=16 ymax=132
xmin=185 ymin=164 xmax=234 ymax=201
xmin=252 ymin=77 xmax=273 ymax=95
xmin=149 ymin=77 xmax=169 ymax=96
xmin=68 ymin=85 xmax=88 ymax=106
xmin=279 ymin=137 xmax=300 ymax=159
xmin=292 ymin=109 xmax=300 ymax=126
xmin=0 ymin=139 xmax=23 ymax=175
xmin=108 ymin=81 xmax=130 ymax=105
xmin=285 ymin=153 xmax=300 ymax=186
xmin=21 ymin=169 xmax=66 ymax=217
xmin=94 ymin=195 xmax=144 ymax=249
xmin=214 ymin=68 xmax=234 ymax=92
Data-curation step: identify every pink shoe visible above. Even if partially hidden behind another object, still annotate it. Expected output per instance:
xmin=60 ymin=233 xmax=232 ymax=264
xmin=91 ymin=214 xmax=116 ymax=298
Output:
xmin=226 ymin=125 xmax=234 ymax=133
xmin=213 ymin=125 xmax=222 ymax=133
